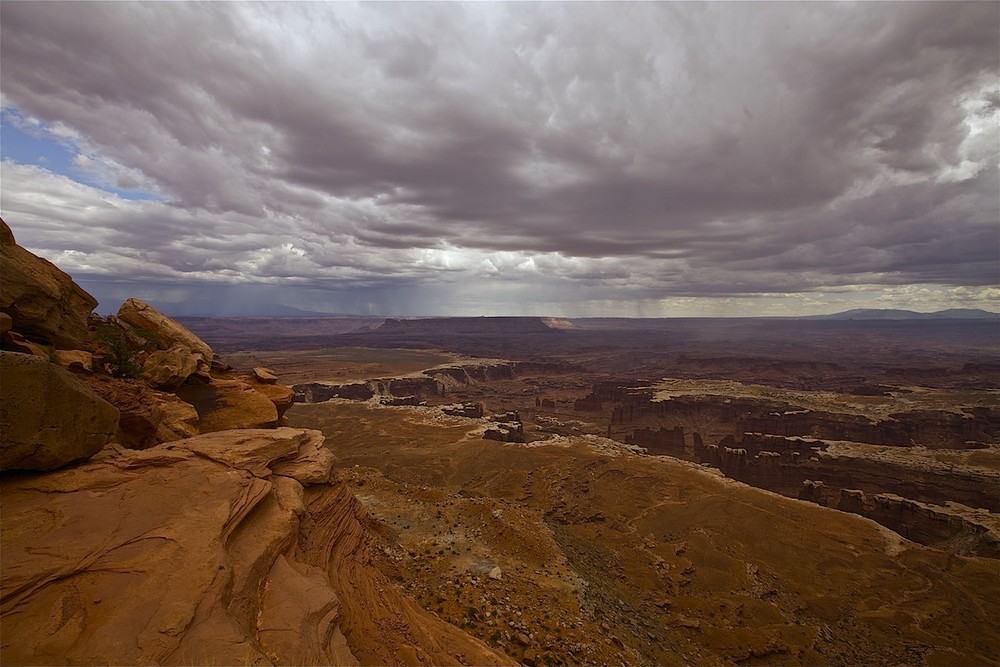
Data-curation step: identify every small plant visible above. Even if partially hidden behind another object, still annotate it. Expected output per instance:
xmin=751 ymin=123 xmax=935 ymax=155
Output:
xmin=94 ymin=323 xmax=143 ymax=378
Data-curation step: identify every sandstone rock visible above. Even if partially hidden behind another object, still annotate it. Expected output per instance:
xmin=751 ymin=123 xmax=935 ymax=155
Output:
xmin=489 ymin=566 xmax=503 ymax=580
xmin=1 ymin=331 xmax=48 ymax=357
xmin=176 ymin=379 xmax=280 ymax=432
xmin=117 ymin=297 xmax=213 ymax=363
xmin=271 ymin=434 xmax=335 ymax=484
xmin=839 ymin=488 xmax=866 ymax=514
xmin=253 ymin=366 xmax=279 ymax=383
xmin=0 ymin=219 xmax=98 ymax=348
xmin=52 ymin=349 xmax=93 ymax=373
xmin=251 ymin=378 xmax=296 ymax=420
xmin=142 ymin=343 xmax=199 ymax=388
xmin=0 ymin=351 xmax=119 ymax=471
xmin=258 ymin=555 xmax=359 ymax=666
xmin=0 ymin=427 xmax=511 ymax=666
xmin=86 ymin=376 xmax=200 ymax=448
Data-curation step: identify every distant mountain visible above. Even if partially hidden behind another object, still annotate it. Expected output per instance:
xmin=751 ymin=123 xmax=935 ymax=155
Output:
xmin=804 ymin=308 xmax=999 ymax=320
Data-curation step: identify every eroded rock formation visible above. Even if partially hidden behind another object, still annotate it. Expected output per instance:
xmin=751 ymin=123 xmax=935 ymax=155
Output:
xmin=0 ymin=428 xmax=511 ymax=665
xmin=0 ymin=351 xmax=119 ymax=471
xmin=0 ymin=219 xmax=97 ymax=349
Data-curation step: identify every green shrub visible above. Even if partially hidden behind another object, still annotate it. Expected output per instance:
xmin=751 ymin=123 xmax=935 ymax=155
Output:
xmin=94 ymin=323 xmax=143 ymax=378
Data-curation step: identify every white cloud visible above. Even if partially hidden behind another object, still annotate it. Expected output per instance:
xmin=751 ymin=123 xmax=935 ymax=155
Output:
xmin=0 ymin=2 xmax=997 ymax=316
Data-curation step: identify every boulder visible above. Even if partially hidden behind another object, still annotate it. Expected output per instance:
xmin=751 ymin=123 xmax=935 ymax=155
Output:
xmin=0 ymin=351 xmax=119 ymax=471
xmin=176 ymin=379 xmax=280 ymax=432
xmin=52 ymin=349 xmax=93 ymax=374
xmin=117 ymin=297 xmax=213 ymax=363
xmin=86 ymin=376 xmax=200 ymax=449
xmin=253 ymin=367 xmax=279 ymax=383
xmin=142 ymin=343 xmax=199 ymax=388
xmin=1 ymin=330 xmax=48 ymax=357
xmin=0 ymin=218 xmax=98 ymax=348
xmin=250 ymin=377 xmax=296 ymax=420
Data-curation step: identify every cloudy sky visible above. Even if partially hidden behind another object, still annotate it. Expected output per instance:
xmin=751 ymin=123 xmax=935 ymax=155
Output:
xmin=1 ymin=2 xmax=997 ymax=317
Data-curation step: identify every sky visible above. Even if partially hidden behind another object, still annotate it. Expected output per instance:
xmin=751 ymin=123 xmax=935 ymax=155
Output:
xmin=1 ymin=2 xmax=998 ymax=317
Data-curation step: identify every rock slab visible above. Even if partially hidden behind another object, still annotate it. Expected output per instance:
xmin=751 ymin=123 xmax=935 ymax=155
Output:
xmin=0 ymin=428 xmax=511 ymax=666
xmin=0 ymin=351 xmax=119 ymax=471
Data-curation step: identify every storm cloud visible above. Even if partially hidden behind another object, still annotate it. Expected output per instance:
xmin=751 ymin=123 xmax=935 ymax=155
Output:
xmin=1 ymin=1 xmax=997 ymax=315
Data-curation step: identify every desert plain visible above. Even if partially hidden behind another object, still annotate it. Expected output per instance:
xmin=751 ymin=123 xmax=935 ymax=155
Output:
xmin=190 ymin=313 xmax=1000 ymax=666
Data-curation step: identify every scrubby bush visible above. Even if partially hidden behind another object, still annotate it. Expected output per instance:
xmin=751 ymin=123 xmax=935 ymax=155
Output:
xmin=94 ymin=323 xmax=143 ymax=378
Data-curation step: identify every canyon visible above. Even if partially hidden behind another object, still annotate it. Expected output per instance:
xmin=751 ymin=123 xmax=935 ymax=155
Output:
xmin=2 ymin=216 xmax=999 ymax=666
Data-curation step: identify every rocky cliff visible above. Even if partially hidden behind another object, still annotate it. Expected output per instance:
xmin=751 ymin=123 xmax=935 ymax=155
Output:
xmin=0 ymin=428 xmax=510 ymax=665
xmin=0 ymin=218 xmax=514 ymax=665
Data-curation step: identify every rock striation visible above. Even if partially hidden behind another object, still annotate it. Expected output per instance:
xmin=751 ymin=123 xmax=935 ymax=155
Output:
xmin=0 ymin=219 xmax=97 ymax=349
xmin=0 ymin=428 xmax=512 ymax=665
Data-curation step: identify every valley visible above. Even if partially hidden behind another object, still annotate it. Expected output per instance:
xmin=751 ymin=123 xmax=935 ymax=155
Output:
xmin=199 ymin=314 xmax=1000 ymax=665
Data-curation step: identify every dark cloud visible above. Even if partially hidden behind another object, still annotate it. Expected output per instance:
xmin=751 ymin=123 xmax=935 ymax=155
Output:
xmin=0 ymin=1 xmax=997 ymax=315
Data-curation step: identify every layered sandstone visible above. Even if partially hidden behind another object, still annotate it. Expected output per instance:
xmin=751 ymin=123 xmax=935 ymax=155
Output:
xmin=0 ymin=428 xmax=512 ymax=666
xmin=0 ymin=219 xmax=98 ymax=349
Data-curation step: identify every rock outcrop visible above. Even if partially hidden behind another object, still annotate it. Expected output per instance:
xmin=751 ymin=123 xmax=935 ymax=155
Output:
xmin=253 ymin=367 xmax=279 ymax=383
xmin=142 ymin=343 xmax=200 ymax=388
xmin=176 ymin=379 xmax=280 ymax=432
xmin=250 ymin=378 xmax=295 ymax=421
xmin=86 ymin=376 xmax=200 ymax=449
xmin=0 ymin=351 xmax=119 ymax=471
xmin=118 ymin=297 xmax=213 ymax=369
xmin=0 ymin=428 xmax=511 ymax=666
xmin=0 ymin=219 xmax=97 ymax=349
xmin=51 ymin=349 xmax=93 ymax=373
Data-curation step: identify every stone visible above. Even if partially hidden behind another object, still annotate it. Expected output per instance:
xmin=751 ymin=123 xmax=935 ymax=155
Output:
xmin=489 ymin=566 xmax=503 ymax=580
xmin=52 ymin=349 xmax=94 ymax=373
xmin=0 ymin=427 xmax=513 ymax=666
xmin=176 ymin=378 xmax=280 ymax=432
xmin=86 ymin=376 xmax=200 ymax=449
xmin=257 ymin=555 xmax=359 ymax=666
xmin=2 ymin=330 xmax=48 ymax=357
xmin=250 ymin=377 xmax=296 ymax=419
xmin=117 ymin=297 xmax=213 ymax=363
xmin=0 ymin=311 xmax=11 ymax=333
xmin=253 ymin=366 xmax=279 ymax=383
xmin=839 ymin=488 xmax=866 ymax=514
xmin=0 ymin=218 xmax=98 ymax=348
xmin=142 ymin=343 xmax=199 ymax=388
xmin=517 ymin=632 xmax=531 ymax=646
xmin=0 ymin=351 xmax=119 ymax=471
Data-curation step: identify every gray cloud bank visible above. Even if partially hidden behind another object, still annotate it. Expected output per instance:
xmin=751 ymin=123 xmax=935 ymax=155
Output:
xmin=1 ymin=1 xmax=997 ymax=315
